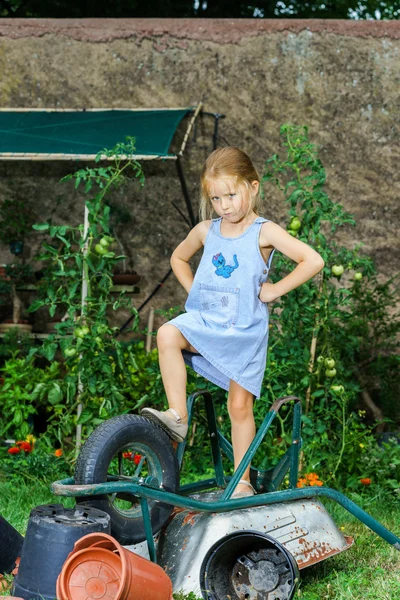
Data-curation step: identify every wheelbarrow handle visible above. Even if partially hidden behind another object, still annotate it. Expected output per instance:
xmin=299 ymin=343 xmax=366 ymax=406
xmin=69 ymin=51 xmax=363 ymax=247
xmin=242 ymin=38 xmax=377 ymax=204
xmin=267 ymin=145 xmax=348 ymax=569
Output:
xmin=269 ymin=395 xmax=301 ymax=413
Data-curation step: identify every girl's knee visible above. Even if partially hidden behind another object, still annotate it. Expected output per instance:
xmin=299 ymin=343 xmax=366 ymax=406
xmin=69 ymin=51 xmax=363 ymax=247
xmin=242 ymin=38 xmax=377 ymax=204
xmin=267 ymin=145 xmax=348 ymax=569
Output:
xmin=228 ymin=394 xmax=254 ymax=421
xmin=157 ymin=324 xmax=184 ymax=351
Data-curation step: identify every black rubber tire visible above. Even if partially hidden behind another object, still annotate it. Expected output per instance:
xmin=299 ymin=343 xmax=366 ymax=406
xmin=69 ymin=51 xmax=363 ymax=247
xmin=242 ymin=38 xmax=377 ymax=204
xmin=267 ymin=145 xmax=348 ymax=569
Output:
xmin=74 ymin=414 xmax=179 ymax=545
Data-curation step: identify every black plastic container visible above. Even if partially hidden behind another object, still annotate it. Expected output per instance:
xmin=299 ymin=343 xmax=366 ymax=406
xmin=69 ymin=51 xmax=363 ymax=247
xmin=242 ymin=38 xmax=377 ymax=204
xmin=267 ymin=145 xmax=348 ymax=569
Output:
xmin=200 ymin=530 xmax=300 ymax=600
xmin=0 ymin=513 xmax=24 ymax=574
xmin=12 ymin=504 xmax=110 ymax=600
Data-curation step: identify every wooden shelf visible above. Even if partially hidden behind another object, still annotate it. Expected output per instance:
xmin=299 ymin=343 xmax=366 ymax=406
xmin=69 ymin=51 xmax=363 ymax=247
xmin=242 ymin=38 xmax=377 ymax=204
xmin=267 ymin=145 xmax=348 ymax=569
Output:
xmin=16 ymin=284 xmax=140 ymax=294
xmin=0 ymin=332 xmax=61 ymax=339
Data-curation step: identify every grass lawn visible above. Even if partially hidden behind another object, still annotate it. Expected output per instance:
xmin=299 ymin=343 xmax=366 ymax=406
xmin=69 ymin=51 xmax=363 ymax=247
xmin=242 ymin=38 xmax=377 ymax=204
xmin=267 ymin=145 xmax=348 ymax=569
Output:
xmin=0 ymin=482 xmax=399 ymax=599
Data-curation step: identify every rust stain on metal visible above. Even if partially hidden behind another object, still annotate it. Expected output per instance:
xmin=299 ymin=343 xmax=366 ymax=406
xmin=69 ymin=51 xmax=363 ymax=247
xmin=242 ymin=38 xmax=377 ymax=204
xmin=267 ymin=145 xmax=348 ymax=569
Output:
xmin=297 ymin=536 xmax=354 ymax=569
xmin=182 ymin=511 xmax=198 ymax=526
xmin=181 ymin=537 xmax=189 ymax=552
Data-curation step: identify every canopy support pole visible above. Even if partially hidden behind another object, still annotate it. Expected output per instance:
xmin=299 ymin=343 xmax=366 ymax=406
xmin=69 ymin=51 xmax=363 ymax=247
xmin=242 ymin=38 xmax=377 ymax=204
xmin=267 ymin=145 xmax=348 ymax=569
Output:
xmin=75 ymin=203 xmax=90 ymax=453
xmin=176 ymin=156 xmax=197 ymax=227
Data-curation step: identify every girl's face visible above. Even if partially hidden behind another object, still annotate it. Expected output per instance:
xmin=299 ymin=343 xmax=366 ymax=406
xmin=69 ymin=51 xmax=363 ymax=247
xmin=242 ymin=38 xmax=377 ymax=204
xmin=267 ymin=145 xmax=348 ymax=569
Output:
xmin=207 ymin=177 xmax=259 ymax=223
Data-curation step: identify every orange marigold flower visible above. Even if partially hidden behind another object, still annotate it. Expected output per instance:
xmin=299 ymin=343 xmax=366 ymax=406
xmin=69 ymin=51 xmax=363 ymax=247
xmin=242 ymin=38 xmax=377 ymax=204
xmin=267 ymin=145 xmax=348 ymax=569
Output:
xmin=123 ymin=451 xmax=133 ymax=459
xmin=297 ymin=473 xmax=323 ymax=487
xmin=16 ymin=441 xmax=33 ymax=453
xmin=360 ymin=478 xmax=372 ymax=485
xmin=133 ymin=454 xmax=142 ymax=465
xmin=8 ymin=446 xmax=20 ymax=454
xmin=54 ymin=449 xmax=63 ymax=457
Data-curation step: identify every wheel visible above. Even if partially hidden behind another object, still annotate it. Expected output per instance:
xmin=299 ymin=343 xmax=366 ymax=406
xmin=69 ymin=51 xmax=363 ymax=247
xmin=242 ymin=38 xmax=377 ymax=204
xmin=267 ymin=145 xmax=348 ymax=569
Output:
xmin=74 ymin=414 xmax=179 ymax=545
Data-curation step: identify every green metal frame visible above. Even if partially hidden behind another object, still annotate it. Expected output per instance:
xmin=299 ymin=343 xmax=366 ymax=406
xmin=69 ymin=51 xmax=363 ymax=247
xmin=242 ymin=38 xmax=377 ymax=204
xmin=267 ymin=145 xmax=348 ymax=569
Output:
xmin=51 ymin=391 xmax=400 ymax=561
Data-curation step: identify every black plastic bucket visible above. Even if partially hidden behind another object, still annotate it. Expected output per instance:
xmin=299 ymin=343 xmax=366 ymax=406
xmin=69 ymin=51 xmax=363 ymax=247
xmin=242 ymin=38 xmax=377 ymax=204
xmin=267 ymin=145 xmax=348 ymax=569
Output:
xmin=12 ymin=504 xmax=110 ymax=600
xmin=0 ymin=513 xmax=24 ymax=574
xmin=200 ymin=530 xmax=300 ymax=600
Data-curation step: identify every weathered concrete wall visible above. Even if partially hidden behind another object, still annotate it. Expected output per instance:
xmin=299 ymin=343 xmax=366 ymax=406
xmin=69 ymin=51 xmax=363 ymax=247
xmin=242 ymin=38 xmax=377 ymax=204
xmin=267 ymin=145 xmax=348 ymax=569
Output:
xmin=0 ymin=19 xmax=398 ymax=335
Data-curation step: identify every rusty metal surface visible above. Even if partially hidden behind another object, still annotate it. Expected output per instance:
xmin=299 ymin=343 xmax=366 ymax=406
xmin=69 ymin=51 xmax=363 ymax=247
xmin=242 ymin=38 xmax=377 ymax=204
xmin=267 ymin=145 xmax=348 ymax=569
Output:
xmin=125 ymin=493 xmax=353 ymax=597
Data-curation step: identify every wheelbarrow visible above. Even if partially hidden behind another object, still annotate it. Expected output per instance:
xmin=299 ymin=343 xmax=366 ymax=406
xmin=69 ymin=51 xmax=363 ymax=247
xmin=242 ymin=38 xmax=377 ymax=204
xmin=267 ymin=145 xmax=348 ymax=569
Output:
xmin=52 ymin=392 xmax=400 ymax=599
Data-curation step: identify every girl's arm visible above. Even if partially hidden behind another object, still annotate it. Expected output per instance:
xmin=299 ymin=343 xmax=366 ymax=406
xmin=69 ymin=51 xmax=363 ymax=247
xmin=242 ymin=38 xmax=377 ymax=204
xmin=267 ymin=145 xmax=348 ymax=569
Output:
xmin=170 ymin=221 xmax=211 ymax=293
xmin=259 ymin=221 xmax=324 ymax=303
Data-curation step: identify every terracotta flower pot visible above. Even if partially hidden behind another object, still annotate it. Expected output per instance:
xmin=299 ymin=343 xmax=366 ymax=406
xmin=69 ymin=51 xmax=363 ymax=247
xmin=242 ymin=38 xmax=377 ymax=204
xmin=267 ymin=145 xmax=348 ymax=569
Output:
xmin=57 ymin=532 xmax=173 ymax=600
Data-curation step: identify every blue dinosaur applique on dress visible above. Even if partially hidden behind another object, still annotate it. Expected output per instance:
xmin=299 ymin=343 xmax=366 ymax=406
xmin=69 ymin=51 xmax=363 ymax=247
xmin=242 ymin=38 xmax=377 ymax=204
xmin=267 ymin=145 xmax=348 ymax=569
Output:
xmin=212 ymin=253 xmax=239 ymax=278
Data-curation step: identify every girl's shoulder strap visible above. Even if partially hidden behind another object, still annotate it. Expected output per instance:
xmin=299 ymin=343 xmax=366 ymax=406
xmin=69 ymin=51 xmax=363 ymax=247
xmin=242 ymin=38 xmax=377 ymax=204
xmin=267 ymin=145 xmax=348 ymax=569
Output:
xmin=255 ymin=216 xmax=275 ymax=270
xmin=254 ymin=216 xmax=269 ymax=224
xmin=203 ymin=217 xmax=221 ymax=244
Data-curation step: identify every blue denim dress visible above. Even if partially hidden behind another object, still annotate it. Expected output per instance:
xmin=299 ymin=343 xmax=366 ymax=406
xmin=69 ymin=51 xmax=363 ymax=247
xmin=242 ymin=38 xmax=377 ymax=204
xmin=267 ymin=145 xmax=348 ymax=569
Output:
xmin=167 ymin=216 xmax=275 ymax=398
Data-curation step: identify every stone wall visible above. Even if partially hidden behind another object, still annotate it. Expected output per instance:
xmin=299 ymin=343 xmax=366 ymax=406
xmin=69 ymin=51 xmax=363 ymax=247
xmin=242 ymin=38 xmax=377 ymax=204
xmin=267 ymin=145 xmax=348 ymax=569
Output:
xmin=0 ymin=19 xmax=398 ymax=336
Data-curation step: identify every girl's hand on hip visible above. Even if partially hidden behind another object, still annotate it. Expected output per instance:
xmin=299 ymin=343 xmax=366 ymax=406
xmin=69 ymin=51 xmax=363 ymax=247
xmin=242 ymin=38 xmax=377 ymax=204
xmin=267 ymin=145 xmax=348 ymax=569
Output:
xmin=258 ymin=282 xmax=279 ymax=303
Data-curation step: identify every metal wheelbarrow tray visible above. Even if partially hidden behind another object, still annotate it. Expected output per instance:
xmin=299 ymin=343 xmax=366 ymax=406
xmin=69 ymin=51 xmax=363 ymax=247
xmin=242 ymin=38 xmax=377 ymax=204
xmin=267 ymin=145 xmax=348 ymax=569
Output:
xmin=51 ymin=392 xmax=400 ymax=599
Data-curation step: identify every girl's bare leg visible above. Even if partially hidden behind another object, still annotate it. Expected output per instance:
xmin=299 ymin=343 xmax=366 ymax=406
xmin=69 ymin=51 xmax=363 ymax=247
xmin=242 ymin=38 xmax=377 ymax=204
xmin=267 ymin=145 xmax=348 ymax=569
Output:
xmin=227 ymin=380 xmax=256 ymax=494
xmin=157 ymin=324 xmax=198 ymax=423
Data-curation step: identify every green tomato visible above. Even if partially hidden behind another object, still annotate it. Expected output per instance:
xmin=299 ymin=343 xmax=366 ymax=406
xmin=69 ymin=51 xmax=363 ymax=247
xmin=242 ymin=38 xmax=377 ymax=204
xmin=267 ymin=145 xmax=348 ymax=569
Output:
xmin=290 ymin=217 xmax=302 ymax=231
xmin=74 ymin=326 xmax=89 ymax=338
xmin=331 ymin=384 xmax=344 ymax=393
xmin=325 ymin=368 xmax=337 ymax=378
xmin=325 ymin=358 xmax=335 ymax=369
xmin=95 ymin=244 xmax=108 ymax=256
xmin=288 ymin=229 xmax=298 ymax=237
xmin=331 ymin=265 xmax=344 ymax=277
xmin=354 ymin=272 xmax=363 ymax=281
xmin=99 ymin=237 xmax=110 ymax=248
xmin=97 ymin=324 xmax=108 ymax=334
xmin=64 ymin=347 xmax=77 ymax=357
xmin=316 ymin=355 xmax=325 ymax=364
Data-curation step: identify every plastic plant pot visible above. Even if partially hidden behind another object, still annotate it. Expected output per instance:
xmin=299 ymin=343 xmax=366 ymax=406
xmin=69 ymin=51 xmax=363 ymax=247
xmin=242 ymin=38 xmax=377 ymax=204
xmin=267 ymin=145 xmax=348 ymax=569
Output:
xmin=57 ymin=532 xmax=173 ymax=600
xmin=0 ymin=514 xmax=24 ymax=575
xmin=200 ymin=530 xmax=299 ymax=600
xmin=12 ymin=504 xmax=110 ymax=600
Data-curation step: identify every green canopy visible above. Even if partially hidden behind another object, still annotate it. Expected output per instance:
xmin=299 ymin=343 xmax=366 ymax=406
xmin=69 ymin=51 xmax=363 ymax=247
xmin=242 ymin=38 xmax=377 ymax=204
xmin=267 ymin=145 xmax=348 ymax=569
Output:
xmin=0 ymin=107 xmax=196 ymax=159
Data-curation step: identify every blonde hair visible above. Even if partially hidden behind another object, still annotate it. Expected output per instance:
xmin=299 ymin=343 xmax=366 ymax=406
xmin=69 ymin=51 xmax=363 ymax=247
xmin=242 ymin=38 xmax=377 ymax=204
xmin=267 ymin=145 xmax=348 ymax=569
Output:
xmin=199 ymin=147 xmax=262 ymax=221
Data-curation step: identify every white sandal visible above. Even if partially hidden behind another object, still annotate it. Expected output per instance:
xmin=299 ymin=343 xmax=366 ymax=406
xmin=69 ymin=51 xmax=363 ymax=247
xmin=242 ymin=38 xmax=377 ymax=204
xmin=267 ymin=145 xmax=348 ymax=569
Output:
xmin=140 ymin=407 xmax=188 ymax=442
xmin=231 ymin=479 xmax=256 ymax=498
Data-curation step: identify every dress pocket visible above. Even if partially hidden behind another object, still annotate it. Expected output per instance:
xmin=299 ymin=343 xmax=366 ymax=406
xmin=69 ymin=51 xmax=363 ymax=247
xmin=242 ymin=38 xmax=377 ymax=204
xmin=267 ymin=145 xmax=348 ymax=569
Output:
xmin=198 ymin=283 xmax=240 ymax=328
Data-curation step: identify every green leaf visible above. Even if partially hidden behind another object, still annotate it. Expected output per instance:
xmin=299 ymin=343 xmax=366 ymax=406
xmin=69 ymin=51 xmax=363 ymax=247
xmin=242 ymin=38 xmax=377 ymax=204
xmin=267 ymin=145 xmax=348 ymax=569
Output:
xmin=77 ymin=409 xmax=94 ymax=424
xmin=311 ymin=389 xmax=326 ymax=398
xmin=41 ymin=341 xmax=58 ymax=361
xmin=31 ymin=383 xmax=46 ymax=401
xmin=33 ymin=223 xmax=50 ymax=231
xmin=48 ymin=383 xmax=63 ymax=405
xmin=28 ymin=299 xmax=46 ymax=313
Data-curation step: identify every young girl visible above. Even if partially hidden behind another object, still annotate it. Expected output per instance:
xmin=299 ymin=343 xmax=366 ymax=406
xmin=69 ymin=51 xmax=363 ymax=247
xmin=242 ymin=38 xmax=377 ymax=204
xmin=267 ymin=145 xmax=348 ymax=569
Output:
xmin=142 ymin=147 xmax=324 ymax=496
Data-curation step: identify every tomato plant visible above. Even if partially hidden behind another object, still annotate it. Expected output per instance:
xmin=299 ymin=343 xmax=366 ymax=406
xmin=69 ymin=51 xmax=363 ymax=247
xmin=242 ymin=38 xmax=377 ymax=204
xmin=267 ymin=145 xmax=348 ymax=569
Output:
xmin=28 ymin=137 xmax=145 ymax=449
xmin=260 ymin=124 xmax=400 ymax=489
